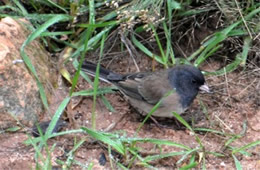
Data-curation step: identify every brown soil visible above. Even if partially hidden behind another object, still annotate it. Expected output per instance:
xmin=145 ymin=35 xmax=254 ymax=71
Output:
xmin=1 ymin=54 xmax=259 ymax=169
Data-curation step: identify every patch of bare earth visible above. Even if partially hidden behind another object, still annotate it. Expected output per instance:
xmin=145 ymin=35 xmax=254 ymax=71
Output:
xmin=1 ymin=54 xmax=259 ymax=169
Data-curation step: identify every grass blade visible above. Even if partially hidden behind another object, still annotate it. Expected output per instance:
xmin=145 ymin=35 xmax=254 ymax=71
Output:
xmin=12 ymin=0 xmax=28 ymax=16
xmin=240 ymin=36 xmax=252 ymax=67
xmin=71 ymin=87 xmax=116 ymax=97
xmin=232 ymin=154 xmax=242 ymax=170
xmin=232 ymin=140 xmax=260 ymax=154
xmin=172 ymin=112 xmax=192 ymax=131
xmin=131 ymin=30 xmax=164 ymax=64
xmin=20 ymin=14 xmax=70 ymax=109
xmin=81 ymin=127 xmax=125 ymax=155
xmin=45 ymin=97 xmax=70 ymax=137
xmin=127 ymin=138 xmax=190 ymax=150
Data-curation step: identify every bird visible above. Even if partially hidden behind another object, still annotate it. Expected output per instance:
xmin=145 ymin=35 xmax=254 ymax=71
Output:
xmin=81 ymin=61 xmax=210 ymax=118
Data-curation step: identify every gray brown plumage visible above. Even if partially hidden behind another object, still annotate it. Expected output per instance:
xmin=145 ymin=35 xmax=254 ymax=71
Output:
xmin=81 ymin=61 xmax=209 ymax=118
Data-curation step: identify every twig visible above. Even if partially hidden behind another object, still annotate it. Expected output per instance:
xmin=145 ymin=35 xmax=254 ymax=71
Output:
xmin=234 ymin=0 xmax=253 ymax=39
xmin=224 ymin=67 xmax=231 ymax=102
xmin=215 ymin=114 xmax=234 ymax=133
xmin=120 ymin=33 xmax=140 ymax=72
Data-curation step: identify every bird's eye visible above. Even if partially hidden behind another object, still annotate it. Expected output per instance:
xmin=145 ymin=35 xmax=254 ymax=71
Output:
xmin=191 ymin=79 xmax=197 ymax=84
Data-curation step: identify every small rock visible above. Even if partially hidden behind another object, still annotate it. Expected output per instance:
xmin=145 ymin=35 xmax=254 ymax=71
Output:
xmin=0 ymin=17 xmax=57 ymax=128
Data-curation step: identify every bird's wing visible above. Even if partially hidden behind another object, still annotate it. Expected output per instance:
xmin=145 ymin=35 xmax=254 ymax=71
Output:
xmin=138 ymin=70 xmax=174 ymax=104
xmin=117 ymin=70 xmax=174 ymax=105
xmin=116 ymin=72 xmax=149 ymax=101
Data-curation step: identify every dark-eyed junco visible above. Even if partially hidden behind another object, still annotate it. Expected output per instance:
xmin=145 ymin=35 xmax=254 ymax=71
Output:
xmin=81 ymin=61 xmax=209 ymax=118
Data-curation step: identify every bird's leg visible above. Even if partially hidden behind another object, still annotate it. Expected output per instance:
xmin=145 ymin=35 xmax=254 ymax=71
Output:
xmin=149 ymin=116 xmax=169 ymax=129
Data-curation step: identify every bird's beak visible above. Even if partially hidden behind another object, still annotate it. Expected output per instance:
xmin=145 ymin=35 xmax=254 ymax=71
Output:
xmin=199 ymin=84 xmax=210 ymax=93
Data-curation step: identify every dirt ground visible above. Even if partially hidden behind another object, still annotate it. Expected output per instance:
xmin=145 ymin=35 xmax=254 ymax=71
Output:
xmin=0 ymin=52 xmax=259 ymax=169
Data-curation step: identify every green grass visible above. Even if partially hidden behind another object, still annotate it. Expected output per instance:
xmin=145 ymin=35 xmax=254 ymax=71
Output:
xmin=1 ymin=0 xmax=260 ymax=169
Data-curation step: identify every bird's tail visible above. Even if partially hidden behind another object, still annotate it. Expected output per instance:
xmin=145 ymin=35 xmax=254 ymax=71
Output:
xmin=81 ymin=61 xmax=123 ymax=83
